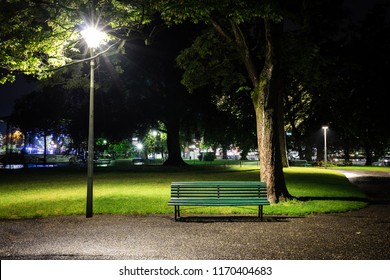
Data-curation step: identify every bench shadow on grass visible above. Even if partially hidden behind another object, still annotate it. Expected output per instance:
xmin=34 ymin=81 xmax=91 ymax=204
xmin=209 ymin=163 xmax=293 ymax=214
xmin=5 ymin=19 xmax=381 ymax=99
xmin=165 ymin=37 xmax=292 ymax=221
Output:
xmin=298 ymin=195 xmax=390 ymax=206
xmin=297 ymin=196 xmax=369 ymax=202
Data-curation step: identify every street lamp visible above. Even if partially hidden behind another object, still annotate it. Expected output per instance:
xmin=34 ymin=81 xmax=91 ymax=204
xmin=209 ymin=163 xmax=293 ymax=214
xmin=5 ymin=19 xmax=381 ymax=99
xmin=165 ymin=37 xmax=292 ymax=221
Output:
xmin=322 ymin=126 xmax=328 ymax=169
xmin=136 ymin=143 xmax=143 ymax=157
xmin=81 ymin=26 xmax=106 ymax=218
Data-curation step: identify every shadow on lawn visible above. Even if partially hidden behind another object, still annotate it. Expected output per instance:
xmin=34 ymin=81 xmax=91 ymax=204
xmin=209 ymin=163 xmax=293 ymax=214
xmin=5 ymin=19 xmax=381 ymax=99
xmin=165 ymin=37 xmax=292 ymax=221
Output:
xmin=296 ymin=196 xmax=368 ymax=202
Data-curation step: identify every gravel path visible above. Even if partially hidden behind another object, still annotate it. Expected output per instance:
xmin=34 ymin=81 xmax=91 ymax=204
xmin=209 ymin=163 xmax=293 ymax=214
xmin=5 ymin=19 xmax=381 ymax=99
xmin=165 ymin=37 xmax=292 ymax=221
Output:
xmin=1 ymin=170 xmax=389 ymax=260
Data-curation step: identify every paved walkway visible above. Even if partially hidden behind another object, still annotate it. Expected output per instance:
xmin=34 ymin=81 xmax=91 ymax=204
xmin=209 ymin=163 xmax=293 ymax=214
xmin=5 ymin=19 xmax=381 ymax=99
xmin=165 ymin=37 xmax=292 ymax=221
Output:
xmin=1 ymin=170 xmax=389 ymax=260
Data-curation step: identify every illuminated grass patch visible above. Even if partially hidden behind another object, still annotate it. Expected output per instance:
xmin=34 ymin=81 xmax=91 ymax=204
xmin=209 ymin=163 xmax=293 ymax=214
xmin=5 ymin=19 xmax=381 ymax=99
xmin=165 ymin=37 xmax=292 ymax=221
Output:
xmin=0 ymin=166 xmax=377 ymax=219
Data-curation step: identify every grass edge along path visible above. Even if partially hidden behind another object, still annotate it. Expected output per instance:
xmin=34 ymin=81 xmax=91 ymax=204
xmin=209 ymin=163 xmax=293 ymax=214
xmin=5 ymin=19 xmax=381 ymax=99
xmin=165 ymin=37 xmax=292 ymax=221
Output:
xmin=0 ymin=166 xmax=379 ymax=219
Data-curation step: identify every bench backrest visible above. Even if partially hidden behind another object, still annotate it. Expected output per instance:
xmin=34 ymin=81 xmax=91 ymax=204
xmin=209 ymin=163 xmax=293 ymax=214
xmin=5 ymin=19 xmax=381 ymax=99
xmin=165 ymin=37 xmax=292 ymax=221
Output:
xmin=170 ymin=181 xmax=267 ymax=199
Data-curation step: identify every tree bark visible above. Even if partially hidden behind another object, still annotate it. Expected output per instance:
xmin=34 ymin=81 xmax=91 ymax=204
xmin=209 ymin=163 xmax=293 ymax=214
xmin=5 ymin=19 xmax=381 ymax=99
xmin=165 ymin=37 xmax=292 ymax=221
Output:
xmin=163 ymin=115 xmax=187 ymax=166
xmin=251 ymin=20 xmax=292 ymax=203
xmin=213 ymin=18 xmax=292 ymax=203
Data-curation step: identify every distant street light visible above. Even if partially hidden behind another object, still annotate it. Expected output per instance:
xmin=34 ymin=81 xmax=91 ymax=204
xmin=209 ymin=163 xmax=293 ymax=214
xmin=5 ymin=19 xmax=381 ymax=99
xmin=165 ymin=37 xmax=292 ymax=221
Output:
xmin=81 ymin=25 xmax=107 ymax=218
xmin=136 ymin=143 xmax=143 ymax=157
xmin=322 ymin=126 xmax=328 ymax=169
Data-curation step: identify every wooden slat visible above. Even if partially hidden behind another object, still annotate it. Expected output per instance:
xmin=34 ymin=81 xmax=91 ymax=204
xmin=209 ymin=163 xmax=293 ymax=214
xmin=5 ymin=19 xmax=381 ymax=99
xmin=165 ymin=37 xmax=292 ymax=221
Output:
xmin=171 ymin=181 xmax=266 ymax=186
xmin=172 ymin=189 xmax=264 ymax=193
xmin=168 ymin=198 xmax=270 ymax=206
xmin=171 ymin=194 xmax=266 ymax=196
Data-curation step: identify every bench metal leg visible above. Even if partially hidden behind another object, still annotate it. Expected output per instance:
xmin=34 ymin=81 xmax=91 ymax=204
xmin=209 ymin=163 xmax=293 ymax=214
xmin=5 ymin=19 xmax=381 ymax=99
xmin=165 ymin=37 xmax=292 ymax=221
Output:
xmin=258 ymin=205 xmax=263 ymax=222
xmin=174 ymin=206 xmax=180 ymax=221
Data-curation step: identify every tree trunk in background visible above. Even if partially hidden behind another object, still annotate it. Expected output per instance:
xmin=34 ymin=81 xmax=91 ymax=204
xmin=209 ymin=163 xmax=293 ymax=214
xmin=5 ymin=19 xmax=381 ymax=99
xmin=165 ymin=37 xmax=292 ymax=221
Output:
xmin=43 ymin=131 xmax=48 ymax=164
xmin=163 ymin=116 xmax=187 ymax=166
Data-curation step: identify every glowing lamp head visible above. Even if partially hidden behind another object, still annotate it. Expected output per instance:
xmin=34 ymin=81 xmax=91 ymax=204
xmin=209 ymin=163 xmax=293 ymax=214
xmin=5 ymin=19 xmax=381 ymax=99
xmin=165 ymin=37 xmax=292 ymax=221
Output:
xmin=136 ymin=143 xmax=143 ymax=150
xmin=81 ymin=27 xmax=107 ymax=49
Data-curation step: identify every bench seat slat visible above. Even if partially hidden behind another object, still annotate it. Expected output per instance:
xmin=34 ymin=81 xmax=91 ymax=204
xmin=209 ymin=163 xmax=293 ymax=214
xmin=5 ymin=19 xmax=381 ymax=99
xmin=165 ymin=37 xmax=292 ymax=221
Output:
xmin=171 ymin=191 xmax=267 ymax=194
xmin=170 ymin=195 xmax=267 ymax=198
xmin=170 ymin=192 xmax=268 ymax=195
xmin=171 ymin=187 xmax=266 ymax=190
xmin=171 ymin=181 xmax=265 ymax=184
xmin=168 ymin=198 xmax=270 ymax=206
xmin=171 ymin=186 xmax=265 ymax=189
xmin=171 ymin=182 xmax=266 ymax=186
xmin=171 ymin=184 xmax=265 ymax=187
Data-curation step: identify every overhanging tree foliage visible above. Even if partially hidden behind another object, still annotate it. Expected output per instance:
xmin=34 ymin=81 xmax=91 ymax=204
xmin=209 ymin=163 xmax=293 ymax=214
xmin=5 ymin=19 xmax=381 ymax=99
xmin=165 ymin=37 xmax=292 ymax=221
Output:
xmin=0 ymin=0 xmax=155 ymax=84
xmin=0 ymin=0 xmax=189 ymax=165
xmin=155 ymin=0 xmax=293 ymax=202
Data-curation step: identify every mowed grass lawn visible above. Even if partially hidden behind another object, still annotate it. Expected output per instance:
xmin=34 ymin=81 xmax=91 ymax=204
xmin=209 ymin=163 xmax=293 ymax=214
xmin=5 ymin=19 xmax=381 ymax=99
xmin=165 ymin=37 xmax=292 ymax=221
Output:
xmin=0 ymin=165 xmax=384 ymax=219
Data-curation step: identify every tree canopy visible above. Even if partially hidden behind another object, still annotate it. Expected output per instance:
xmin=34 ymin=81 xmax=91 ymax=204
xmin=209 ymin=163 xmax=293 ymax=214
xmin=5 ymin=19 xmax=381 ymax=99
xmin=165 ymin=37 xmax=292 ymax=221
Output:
xmin=0 ymin=0 xmax=155 ymax=84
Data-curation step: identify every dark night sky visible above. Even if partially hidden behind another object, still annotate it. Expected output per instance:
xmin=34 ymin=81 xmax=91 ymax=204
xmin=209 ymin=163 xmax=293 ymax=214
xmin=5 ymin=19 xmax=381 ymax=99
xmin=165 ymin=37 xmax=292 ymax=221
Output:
xmin=0 ymin=76 xmax=37 ymax=117
xmin=344 ymin=0 xmax=381 ymax=21
xmin=0 ymin=76 xmax=38 ymax=133
xmin=0 ymin=0 xmax=385 ymax=134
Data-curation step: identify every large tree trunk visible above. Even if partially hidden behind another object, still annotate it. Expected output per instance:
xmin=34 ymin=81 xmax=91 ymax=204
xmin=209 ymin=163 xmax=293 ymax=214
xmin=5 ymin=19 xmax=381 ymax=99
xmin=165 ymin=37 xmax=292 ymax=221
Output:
xmin=215 ymin=18 xmax=292 ymax=203
xmin=252 ymin=20 xmax=292 ymax=203
xmin=363 ymin=144 xmax=373 ymax=166
xmin=163 ymin=115 xmax=187 ymax=166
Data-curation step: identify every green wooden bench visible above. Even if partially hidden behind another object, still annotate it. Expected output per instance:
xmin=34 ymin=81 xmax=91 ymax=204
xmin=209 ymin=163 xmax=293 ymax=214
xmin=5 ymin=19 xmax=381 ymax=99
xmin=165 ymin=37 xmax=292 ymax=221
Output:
xmin=168 ymin=181 xmax=269 ymax=221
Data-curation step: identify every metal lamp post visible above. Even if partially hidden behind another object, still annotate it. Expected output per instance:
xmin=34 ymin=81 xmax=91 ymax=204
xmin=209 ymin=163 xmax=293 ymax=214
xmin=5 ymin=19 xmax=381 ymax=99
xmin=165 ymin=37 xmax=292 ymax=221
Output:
xmin=81 ymin=27 xmax=106 ymax=218
xmin=322 ymin=126 xmax=328 ymax=169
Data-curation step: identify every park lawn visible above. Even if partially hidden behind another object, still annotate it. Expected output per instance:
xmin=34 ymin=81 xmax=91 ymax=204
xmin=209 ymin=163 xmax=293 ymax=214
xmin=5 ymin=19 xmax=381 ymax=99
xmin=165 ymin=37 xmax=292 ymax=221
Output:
xmin=0 ymin=166 xmax=379 ymax=219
